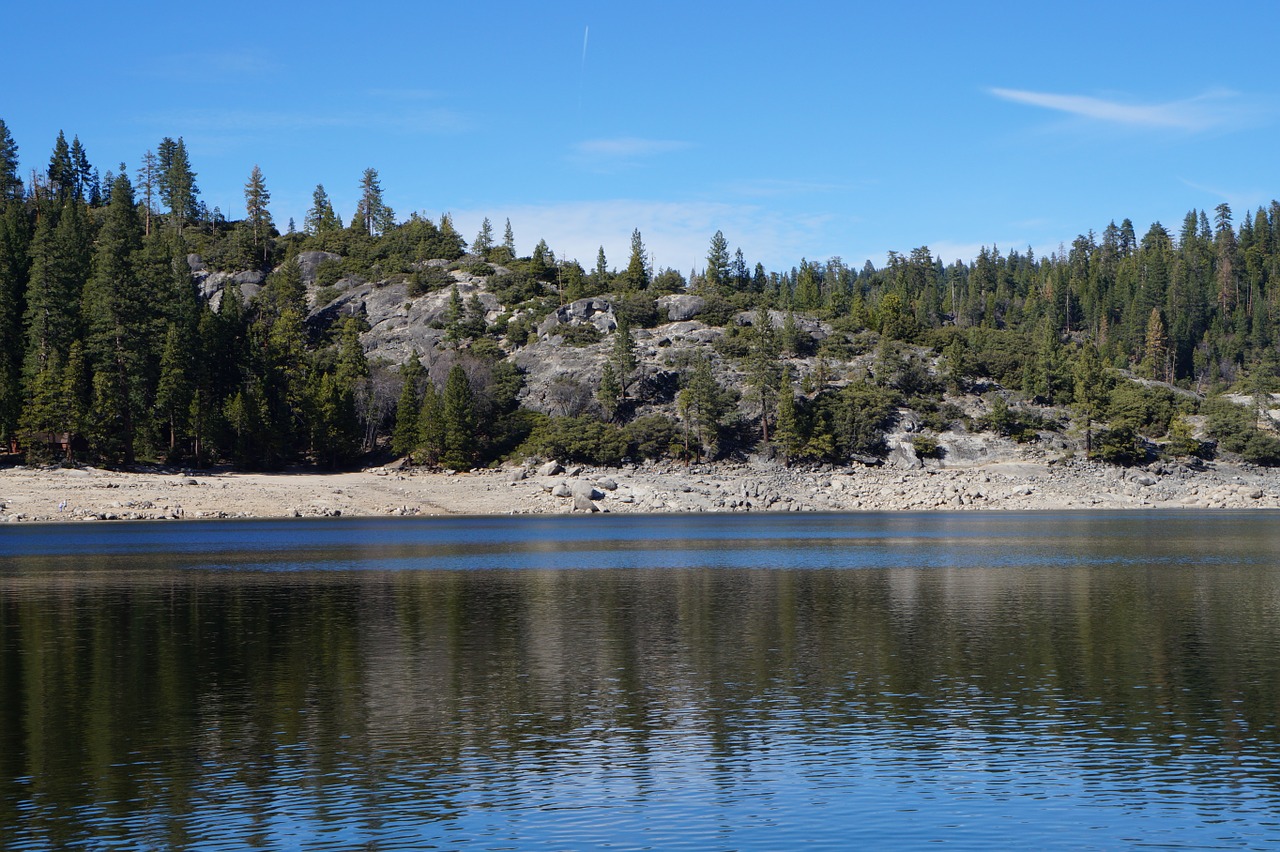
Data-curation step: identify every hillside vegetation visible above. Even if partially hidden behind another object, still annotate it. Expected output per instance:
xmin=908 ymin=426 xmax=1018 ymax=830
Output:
xmin=3 ymin=122 xmax=1280 ymax=472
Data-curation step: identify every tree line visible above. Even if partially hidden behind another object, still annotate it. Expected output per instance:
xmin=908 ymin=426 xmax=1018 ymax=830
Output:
xmin=2 ymin=120 xmax=1279 ymax=471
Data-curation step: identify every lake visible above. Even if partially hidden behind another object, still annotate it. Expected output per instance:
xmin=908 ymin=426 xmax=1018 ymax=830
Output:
xmin=3 ymin=511 xmax=1280 ymax=850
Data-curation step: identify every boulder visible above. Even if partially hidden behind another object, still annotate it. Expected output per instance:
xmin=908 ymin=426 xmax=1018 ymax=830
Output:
xmin=571 ymin=481 xmax=604 ymax=501
xmin=538 ymin=461 xmax=563 ymax=477
xmin=296 ymin=250 xmax=342 ymax=285
xmin=573 ymin=494 xmax=599 ymax=512
xmin=657 ymin=294 xmax=706 ymax=322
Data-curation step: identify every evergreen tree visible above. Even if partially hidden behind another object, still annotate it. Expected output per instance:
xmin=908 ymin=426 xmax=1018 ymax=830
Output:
xmin=0 ymin=119 xmax=21 ymax=200
xmin=773 ymin=365 xmax=801 ymax=462
xmin=157 ymin=137 xmax=199 ymax=232
xmin=1073 ymin=341 xmax=1109 ymax=456
xmin=305 ymin=184 xmax=341 ymax=234
xmin=678 ymin=354 xmax=732 ymax=459
xmin=136 ymin=149 xmax=159 ymax=236
xmin=417 ymin=379 xmax=444 ymax=465
xmin=597 ymin=361 xmax=621 ymax=421
xmin=745 ymin=304 xmax=780 ymax=442
xmin=0 ymin=198 xmax=31 ymax=441
xmin=154 ymin=323 xmax=192 ymax=457
xmin=355 ymin=167 xmax=395 ymax=236
xmin=391 ymin=354 xmax=424 ymax=457
xmin=69 ymin=135 xmax=92 ymax=202
xmin=704 ymin=230 xmax=729 ymax=294
xmin=503 ymin=218 xmax=516 ymax=257
xmin=473 ymin=217 xmax=494 ymax=258
xmin=47 ymin=131 xmax=75 ymax=202
xmin=243 ymin=165 xmax=273 ymax=264
xmin=440 ymin=364 xmax=475 ymax=470
xmin=612 ymin=314 xmax=638 ymax=399
xmin=81 ymin=173 xmax=147 ymax=464
xmin=621 ymin=229 xmax=650 ymax=291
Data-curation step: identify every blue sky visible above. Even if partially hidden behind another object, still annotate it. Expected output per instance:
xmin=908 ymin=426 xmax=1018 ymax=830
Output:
xmin=6 ymin=1 xmax=1280 ymax=274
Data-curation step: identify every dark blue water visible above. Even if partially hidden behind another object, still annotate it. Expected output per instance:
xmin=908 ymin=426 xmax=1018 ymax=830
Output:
xmin=3 ymin=512 xmax=1280 ymax=849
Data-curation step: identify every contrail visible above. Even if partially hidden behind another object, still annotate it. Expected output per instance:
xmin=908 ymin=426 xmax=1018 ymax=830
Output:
xmin=582 ymin=25 xmax=589 ymax=65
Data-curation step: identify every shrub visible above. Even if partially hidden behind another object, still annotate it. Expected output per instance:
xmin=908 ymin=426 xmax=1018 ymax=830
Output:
xmin=519 ymin=416 xmax=627 ymax=466
xmin=614 ymin=293 xmax=660 ymax=328
xmin=910 ymin=434 xmax=944 ymax=459
xmin=406 ymin=266 xmax=453 ymax=297
xmin=1092 ymin=425 xmax=1149 ymax=466
xmin=557 ymin=324 xmax=603 ymax=347
xmin=624 ymin=414 xmax=680 ymax=460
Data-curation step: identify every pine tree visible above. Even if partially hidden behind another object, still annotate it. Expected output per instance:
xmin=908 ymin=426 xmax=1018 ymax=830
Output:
xmin=503 ymin=218 xmax=516 ymax=257
xmin=155 ymin=323 xmax=192 ymax=456
xmin=0 ymin=198 xmax=31 ymax=441
xmin=677 ymin=354 xmax=731 ymax=459
xmin=598 ymin=361 xmax=621 ymax=421
xmin=243 ymin=165 xmax=273 ymax=264
xmin=47 ymin=131 xmax=75 ymax=202
xmin=0 ymin=119 xmax=21 ymax=200
xmin=136 ymin=149 xmax=158 ymax=236
xmin=745 ymin=304 xmax=780 ymax=443
xmin=157 ymin=137 xmax=199 ymax=232
xmin=612 ymin=314 xmax=637 ymax=399
xmin=473 ymin=217 xmax=494 ymax=258
xmin=305 ymin=184 xmax=341 ymax=234
xmin=440 ymin=364 xmax=475 ymax=470
xmin=773 ymin=365 xmax=801 ymax=462
xmin=1072 ymin=342 xmax=1107 ymax=454
xmin=391 ymin=354 xmax=424 ymax=457
xmin=621 ymin=228 xmax=650 ymax=291
xmin=1142 ymin=308 xmax=1169 ymax=381
xmin=81 ymin=173 xmax=146 ymax=464
xmin=355 ymin=168 xmax=395 ymax=236
xmin=445 ymin=283 xmax=465 ymax=344
xmin=418 ymin=379 xmax=444 ymax=465
xmin=69 ymin=135 xmax=92 ymax=202
xmin=704 ymin=230 xmax=729 ymax=294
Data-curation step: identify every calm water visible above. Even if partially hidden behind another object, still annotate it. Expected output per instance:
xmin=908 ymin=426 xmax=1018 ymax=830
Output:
xmin=2 ymin=511 xmax=1280 ymax=850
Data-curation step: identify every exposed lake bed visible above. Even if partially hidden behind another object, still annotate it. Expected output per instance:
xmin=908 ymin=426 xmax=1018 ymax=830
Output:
xmin=3 ymin=512 xmax=1280 ymax=849
xmin=2 ymin=450 xmax=1280 ymax=523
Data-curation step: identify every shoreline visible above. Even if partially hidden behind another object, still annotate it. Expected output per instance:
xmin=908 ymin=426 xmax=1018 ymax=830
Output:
xmin=2 ymin=452 xmax=1279 ymax=523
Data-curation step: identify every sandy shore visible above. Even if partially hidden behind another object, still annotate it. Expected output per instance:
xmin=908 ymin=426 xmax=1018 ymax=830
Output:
xmin=2 ymin=452 xmax=1279 ymax=523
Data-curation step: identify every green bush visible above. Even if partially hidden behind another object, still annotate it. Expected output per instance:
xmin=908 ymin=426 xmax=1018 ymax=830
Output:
xmin=557 ymin=324 xmax=603 ymax=347
xmin=520 ymin=416 xmax=627 ymax=466
xmin=623 ymin=414 xmax=680 ymax=460
xmin=1106 ymin=382 xmax=1177 ymax=436
xmin=614 ymin=293 xmax=660 ymax=328
xmin=910 ymin=434 xmax=944 ymax=459
xmin=406 ymin=266 xmax=453 ymax=297
xmin=1241 ymin=431 xmax=1280 ymax=466
xmin=1092 ymin=425 xmax=1149 ymax=466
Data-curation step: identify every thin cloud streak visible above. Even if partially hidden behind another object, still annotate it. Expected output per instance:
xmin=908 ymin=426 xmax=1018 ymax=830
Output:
xmin=990 ymin=87 xmax=1258 ymax=132
xmin=574 ymin=137 xmax=690 ymax=158
xmin=145 ymin=105 xmax=473 ymax=137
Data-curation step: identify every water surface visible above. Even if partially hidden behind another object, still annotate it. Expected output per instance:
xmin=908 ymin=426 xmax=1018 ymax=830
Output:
xmin=2 ymin=512 xmax=1279 ymax=849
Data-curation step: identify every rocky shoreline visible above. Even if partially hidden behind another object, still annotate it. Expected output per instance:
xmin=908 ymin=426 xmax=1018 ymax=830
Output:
xmin=2 ymin=449 xmax=1279 ymax=524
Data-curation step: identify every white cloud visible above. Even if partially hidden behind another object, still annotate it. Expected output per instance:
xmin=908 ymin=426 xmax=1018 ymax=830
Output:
xmin=144 ymin=105 xmax=472 ymax=146
xmin=721 ymin=177 xmax=848 ymax=198
xmin=1178 ymin=178 xmax=1268 ymax=212
xmin=570 ymin=137 xmax=690 ymax=171
xmin=451 ymin=199 xmax=834 ymax=273
xmin=989 ymin=87 xmax=1257 ymax=132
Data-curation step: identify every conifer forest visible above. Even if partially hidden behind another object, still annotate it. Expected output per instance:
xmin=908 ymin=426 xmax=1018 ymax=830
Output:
xmin=2 ymin=120 xmax=1280 ymax=472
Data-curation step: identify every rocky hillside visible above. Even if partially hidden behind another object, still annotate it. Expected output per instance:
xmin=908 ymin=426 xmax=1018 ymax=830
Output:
xmin=182 ymin=249 xmax=1280 ymax=478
